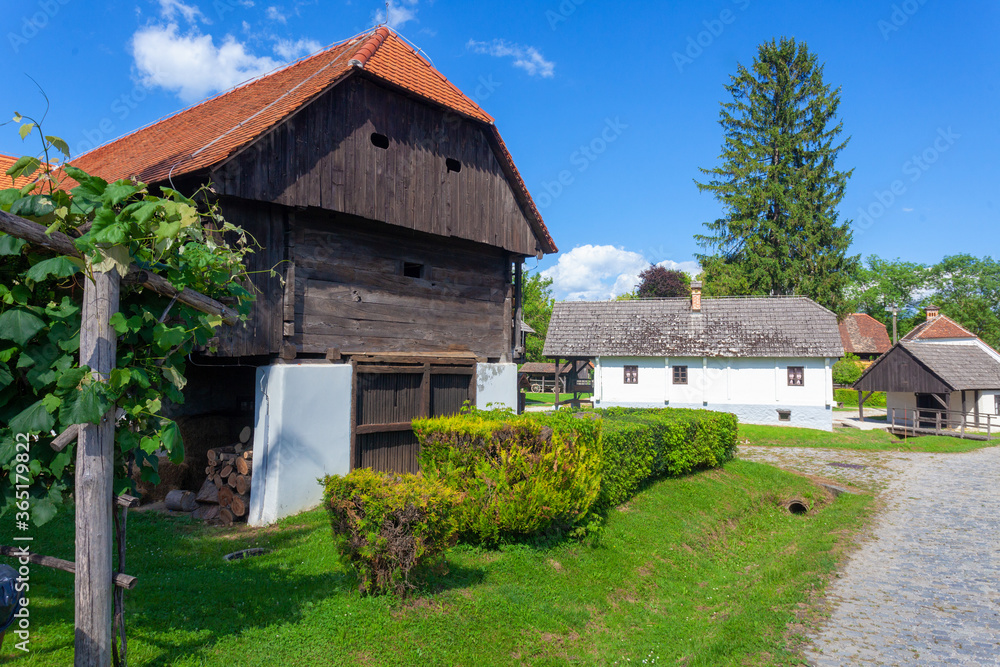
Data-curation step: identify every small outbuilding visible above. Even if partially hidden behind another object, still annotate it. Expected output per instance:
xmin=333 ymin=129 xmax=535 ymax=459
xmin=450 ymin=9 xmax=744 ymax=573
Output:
xmin=853 ymin=308 xmax=1000 ymax=432
xmin=542 ymin=284 xmax=843 ymax=430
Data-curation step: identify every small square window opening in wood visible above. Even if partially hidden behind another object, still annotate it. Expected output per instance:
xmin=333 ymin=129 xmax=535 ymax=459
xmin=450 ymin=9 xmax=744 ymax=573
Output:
xmin=623 ymin=365 xmax=639 ymax=384
xmin=778 ymin=410 xmax=792 ymax=422
xmin=672 ymin=365 xmax=688 ymax=384
xmin=787 ymin=366 xmax=804 ymax=386
xmin=402 ymin=262 xmax=424 ymax=278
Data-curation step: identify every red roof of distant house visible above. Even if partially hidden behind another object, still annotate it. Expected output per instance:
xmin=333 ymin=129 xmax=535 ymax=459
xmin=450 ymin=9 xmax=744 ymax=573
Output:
xmin=901 ymin=314 xmax=978 ymax=342
xmin=64 ymin=26 xmax=555 ymax=253
xmin=0 ymin=153 xmax=42 ymax=190
xmin=838 ymin=313 xmax=892 ymax=355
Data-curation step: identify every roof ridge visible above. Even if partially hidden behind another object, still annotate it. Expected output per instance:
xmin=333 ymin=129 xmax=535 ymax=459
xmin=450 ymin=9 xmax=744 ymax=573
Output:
xmin=349 ymin=25 xmax=390 ymax=67
xmin=71 ymin=30 xmax=370 ymax=168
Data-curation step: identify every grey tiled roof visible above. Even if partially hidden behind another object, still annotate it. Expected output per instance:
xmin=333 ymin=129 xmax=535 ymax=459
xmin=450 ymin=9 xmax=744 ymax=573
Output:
xmin=901 ymin=342 xmax=1000 ymax=390
xmin=543 ymin=297 xmax=843 ymax=358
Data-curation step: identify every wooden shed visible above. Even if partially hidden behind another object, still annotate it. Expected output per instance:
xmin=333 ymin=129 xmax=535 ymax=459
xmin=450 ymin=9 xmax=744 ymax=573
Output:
xmin=70 ymin=27 xmax=556 ymax=523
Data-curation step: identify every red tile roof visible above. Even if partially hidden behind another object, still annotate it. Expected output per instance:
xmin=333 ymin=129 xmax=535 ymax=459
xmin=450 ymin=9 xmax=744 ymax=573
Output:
xmin=838 ymin=313 xmax=892 ymax=355
xmin=0 ymin=153 xmax=42 ymax=190
xmin=66 ymin=26 xmax=554 ymax=253
xmin=902 ymin=314 xmax=978 ymax=342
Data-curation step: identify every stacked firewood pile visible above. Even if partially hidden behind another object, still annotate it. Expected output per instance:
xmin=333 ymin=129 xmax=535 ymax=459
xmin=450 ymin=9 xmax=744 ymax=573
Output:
xmin=166 ymin=426 xmax=254 ymax=526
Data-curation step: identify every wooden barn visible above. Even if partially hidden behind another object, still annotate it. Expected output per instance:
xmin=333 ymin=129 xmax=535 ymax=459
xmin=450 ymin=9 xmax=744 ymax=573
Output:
xmin=71 ymin=27 xmax=556 ymax=524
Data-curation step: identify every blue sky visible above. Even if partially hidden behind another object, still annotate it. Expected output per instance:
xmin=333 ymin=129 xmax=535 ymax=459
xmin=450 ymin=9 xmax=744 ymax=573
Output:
xmin=3 ymin=0 xmax=998 ymax=300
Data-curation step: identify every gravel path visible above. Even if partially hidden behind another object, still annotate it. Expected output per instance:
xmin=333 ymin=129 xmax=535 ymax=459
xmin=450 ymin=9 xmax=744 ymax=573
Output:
xmin=738 ymin=445 xmax=1000 ymax=666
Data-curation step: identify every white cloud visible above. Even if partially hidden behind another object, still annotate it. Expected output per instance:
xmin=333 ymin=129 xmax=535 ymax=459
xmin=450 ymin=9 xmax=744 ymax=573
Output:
xmin=157 ymin=0 xmax=209 ymax=24
xmin=132 ymin=23 xmax=280 ymax=102
xmin=541 ymin=245 xmax=700 ymax=301
xmin=266 ymin=5 xmax=287 ymax=23
xmin=374 ymin=0 xmax=419 ymax=29
xmin=467 ymin=39 xmax=554 ymax=78
xmin=274 ymin=37 xmax=320 ymax=60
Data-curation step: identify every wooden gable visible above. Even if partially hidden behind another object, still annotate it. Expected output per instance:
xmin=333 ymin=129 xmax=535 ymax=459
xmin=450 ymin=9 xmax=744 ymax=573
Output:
xmin=854 ymin=345 xmax=952 ymax=394
xmin=211 ymin=76 xmax=541 ymax=257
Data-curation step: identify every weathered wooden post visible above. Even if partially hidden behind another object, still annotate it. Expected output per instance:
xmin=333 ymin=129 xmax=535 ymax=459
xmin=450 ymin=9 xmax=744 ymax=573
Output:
xmin=553 ymin=358 xmax=560 ymax=410
xmin=75 ymin=267 xmax=120 ymax=667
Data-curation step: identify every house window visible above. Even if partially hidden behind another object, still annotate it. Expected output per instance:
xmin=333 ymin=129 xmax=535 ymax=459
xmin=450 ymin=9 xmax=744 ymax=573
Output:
xmin=623 ymin=365 xmax=638 ymax=384
xmin=370 ymin=132 xmax=389 ymax=149
xmin=672 ymin=365 xmax=688 ymax=385
xmin=788 ymin=366 xmax=804 ymax=386
xmin=402 ymin=262 xmax=424 ymax=278
xmin=995 ymin=395 xmax=1000 ymax=416
xmin=778 ymin=410 xmax=792 ymax=422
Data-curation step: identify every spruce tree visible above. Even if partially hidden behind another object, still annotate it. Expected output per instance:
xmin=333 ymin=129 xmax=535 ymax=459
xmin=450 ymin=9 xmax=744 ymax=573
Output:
xmin=695 ymin=37 xmax=857 ymax=315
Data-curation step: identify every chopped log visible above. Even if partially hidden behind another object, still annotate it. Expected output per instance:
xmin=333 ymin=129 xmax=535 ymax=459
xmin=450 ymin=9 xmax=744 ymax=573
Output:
xmin=207 ymin=446 xmax=236 ymax=464
xmin=241 ymin=450 xmax=253 ymax=460
xmin=218 ymin=452 xmax=237 ymax=462
xmin=235 ymin=457 xmax=250 ymax=476
xmin=165 ymin=490 xmax=198 ymax=512
xmin=230 ymin=494 xmax=250 ymax=518
xmin=205 ymin=465 xmax=214 ymax=476
xmin=217 ymin=508 xmax=234 ymax=526
xmin=227 ymin=472 xmax=238 ymax=489
xmin=213 ymin=474 xmax=224 ymax=488
xmin=235 ymin=474 xmax=250 ymax=495
xmin=239 ymin=426 xmax=252 ymax=444
xmin=217 ymin=485 xmax=234 ymax=508
xmin=191 ymin=504 xmax=220 ymax=522
xmin=220 ymin=464 xmax=234 ymax=479
xmin=195 ymin=479 xmax=219 ymax=504
xmin=234 ymin=443 xmax=244 ymax=455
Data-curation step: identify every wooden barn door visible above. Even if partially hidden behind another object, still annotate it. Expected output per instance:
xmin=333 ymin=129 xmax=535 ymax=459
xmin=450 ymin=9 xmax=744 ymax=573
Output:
xmin=352 ymin=359 xmax=476 ymax=473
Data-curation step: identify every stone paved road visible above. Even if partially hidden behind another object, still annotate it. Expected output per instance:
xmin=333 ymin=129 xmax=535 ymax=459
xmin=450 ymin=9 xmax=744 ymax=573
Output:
xmin=739 ymin=445 xmax=1000 ymax=666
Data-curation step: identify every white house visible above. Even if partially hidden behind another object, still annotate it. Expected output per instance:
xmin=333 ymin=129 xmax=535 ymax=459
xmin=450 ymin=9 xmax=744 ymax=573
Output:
xmin=855 ymin=306 xmax=1000 ymax=431
xmin=542 ymin=284 xmax=843 ymax=430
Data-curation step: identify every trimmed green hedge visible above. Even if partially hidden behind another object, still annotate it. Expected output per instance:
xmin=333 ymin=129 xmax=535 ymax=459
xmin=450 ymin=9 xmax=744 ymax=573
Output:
xmin=322 ymin=468 xmax=461 ymax=596
xmin=835 ymin=389 xmax=887 ymax=407
xmin=592 ymin=407 xmax=738 ymax=509
xmin=413 ymin=411 xmax=602 ymax=542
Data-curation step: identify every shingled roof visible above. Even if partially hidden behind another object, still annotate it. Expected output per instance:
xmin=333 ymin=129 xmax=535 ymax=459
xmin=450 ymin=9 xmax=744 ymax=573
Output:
xmin=543 ymin=297 xmax=843 ymax=358
xmin=839 ymin=313 xmax=892 ymax=355
xmin=856 ymin=341 xmax=1000 ymax=391
xmin=66 ymin=26 xmax=555 ymax=253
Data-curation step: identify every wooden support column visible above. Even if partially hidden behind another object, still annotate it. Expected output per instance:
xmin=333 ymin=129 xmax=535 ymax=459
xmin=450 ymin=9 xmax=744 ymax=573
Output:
xmin=858 ymin=389 xmax=864 ymax=422
xmin=76 ymin=268 xmax=120 ymax=667
xmin=961 ymin=390 xmax=967 ymax=436
xmin=974 ymin=390 xmax=981 ymax=428
xmin=553 ymin=358 xmax=560 ymax=410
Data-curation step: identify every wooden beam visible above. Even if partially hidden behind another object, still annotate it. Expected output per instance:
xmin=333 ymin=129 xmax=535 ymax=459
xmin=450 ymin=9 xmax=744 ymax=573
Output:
xmin=76 ymin=268 xmax=120 ymax=667
xmin=974 ymin=390 xmax=981 ymax=428
xmin=51 ymin=408 xmax=125 ymax=452
xmin=857 ymin=389 xmax=864 ymax=422
xmin=0 ymin=210 xmax=238 ymax=325
xmin=355 ymin=422 xmax=414 ymax=435
xmin=0 ymin=546 xmax=136 ymax=590
xmin=962 ymin=390 xmax=967 ymax=436
xmin=553 ymin=358 xmax=560 ymax=410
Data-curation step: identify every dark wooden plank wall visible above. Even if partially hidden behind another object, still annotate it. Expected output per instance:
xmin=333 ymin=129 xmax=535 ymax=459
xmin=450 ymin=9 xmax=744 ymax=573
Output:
xmin=211 ymin=76 xmax=539 ymax=256
xmin=290 ymin=211 xmax=511 ymax=360
xmin=212 ymin=197 xmax=286 ymax=356
xmin=855 ymin=346 xmax=951 ymax=394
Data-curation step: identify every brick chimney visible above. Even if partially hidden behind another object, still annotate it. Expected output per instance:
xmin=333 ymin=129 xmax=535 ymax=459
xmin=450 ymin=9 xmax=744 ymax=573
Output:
xmin=924 ymin=304 xmax=939 ymax=320
xmin=691 ymin=281 xmax=702 ymax=312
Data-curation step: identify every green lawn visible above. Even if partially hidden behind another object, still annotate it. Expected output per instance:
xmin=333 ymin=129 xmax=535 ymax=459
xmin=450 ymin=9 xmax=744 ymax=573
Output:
xmin=1 ymin=460 xmax=869 ymax=666
xmin=740 ymin=423 xmax=997 ymax=453
xmin=524 ymin=392 xmax=591 ymax=405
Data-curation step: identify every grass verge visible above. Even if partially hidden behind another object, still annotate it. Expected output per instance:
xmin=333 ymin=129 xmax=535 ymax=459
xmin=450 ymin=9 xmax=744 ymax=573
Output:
xmin=740 ymin=424 xmax=996 ymax=453
xmin=1 ymin=460 xmax=869 ymax=666
xmin=524 ymin=392 xmax=591 ymax=405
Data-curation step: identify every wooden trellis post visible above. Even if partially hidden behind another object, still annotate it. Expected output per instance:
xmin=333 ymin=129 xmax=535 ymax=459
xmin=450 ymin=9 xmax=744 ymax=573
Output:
xmin=0 ymin=210 xmax=238 ymax=667
xmin=75 ymin=267 xmax=120 ymax=667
